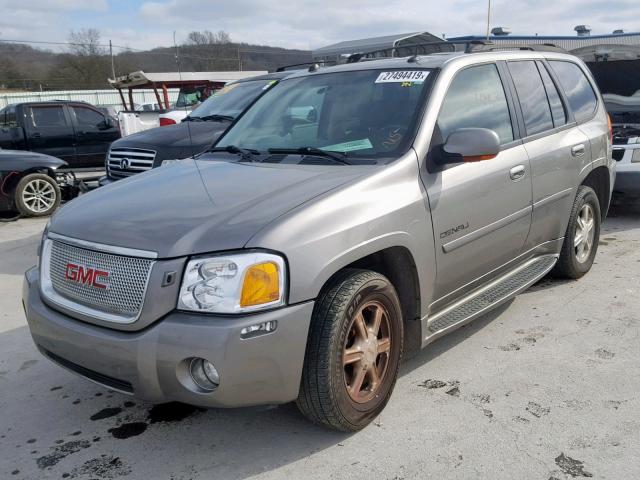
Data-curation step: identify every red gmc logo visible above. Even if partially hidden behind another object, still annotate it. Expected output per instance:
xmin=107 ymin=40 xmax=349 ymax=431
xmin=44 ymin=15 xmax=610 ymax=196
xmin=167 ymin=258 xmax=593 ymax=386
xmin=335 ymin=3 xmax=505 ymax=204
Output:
xmin=65 ymin=263 xmax=110 ymax=289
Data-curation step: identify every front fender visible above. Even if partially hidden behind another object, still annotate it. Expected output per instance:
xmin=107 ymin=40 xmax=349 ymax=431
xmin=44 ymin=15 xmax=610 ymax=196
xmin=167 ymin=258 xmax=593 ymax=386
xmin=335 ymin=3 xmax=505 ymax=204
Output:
xmin=246 ymin=154 xmax=436 ymax=316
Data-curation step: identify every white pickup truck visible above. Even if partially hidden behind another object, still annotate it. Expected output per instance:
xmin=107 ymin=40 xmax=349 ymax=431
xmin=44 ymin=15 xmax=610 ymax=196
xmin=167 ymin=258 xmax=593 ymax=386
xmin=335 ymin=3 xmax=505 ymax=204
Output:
xmin=109 ymin=70 xmax=267 ymax=136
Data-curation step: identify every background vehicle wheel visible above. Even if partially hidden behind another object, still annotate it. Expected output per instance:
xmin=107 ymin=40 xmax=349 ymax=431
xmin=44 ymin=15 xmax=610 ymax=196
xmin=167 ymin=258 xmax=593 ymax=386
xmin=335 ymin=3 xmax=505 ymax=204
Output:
xmin=552 ymin=185 xmax=601 ymax=279
xmin=297 ymin=269 xmax=403 ymax=431
xmin=14 ymin=173 xmax=61 ymax=217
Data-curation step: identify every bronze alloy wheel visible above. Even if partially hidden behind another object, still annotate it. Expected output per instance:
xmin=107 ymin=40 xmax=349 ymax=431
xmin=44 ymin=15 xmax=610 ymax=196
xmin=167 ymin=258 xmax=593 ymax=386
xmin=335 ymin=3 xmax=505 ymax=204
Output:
xmin=342 ymin=300 xmax=392 ymax=404
xmin=297 ymin=269 xmax=403 ymax=431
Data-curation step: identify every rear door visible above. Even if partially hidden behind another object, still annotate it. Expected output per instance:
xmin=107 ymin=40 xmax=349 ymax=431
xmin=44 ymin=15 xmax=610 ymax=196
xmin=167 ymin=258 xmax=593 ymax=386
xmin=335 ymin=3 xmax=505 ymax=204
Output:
xmin=423 ymin=63 xmax=533 ymax=304
xmin=506 ymin=60 xmax=592 ymax=248
xmin=24 ymin=104 xmax=76 ymax=163
xmin=69 ymin=103 xmax=120 ymax=168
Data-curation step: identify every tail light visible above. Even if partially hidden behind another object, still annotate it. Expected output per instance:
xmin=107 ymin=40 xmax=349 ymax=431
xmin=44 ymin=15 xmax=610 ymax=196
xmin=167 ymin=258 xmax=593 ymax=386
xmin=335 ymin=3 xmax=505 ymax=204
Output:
xmin=159 ymin=117 xmax=177 ymax=127
xmin=607 ymin=114 xmax=613 ymax=144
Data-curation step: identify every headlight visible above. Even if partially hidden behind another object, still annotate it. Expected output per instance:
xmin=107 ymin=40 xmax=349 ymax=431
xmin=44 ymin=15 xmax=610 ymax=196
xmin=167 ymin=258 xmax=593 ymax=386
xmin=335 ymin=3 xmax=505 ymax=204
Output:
xmin=178 ymin=252 xmax=286 ymax=314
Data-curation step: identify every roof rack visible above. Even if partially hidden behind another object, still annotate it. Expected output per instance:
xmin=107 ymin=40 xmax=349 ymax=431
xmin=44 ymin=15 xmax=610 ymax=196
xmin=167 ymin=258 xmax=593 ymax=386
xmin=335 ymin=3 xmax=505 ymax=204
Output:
xmin=276 ymin=60 xmax=337 ymax=72
xmin=345 ymin=40 xmax=566 ymax=63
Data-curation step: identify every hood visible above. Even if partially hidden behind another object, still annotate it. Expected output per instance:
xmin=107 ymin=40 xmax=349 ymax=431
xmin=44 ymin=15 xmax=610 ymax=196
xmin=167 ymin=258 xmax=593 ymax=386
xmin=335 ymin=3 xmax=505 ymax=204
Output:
xmin=113 ymin=121 xmax=231 ymax=159
xmin=0 ymin=150 xmax=67 ymax=171
xmin=50 ymin=157 xmax=367 ymax=258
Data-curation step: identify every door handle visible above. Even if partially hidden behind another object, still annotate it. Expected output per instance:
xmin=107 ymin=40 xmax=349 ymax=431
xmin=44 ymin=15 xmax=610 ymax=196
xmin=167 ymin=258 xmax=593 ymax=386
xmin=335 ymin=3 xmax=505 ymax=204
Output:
xmin=32 ymin=132 xmax=41 ymax=138
xmin=571 ymin=144 xmax=586 ymax=157
xmin=509 ymin=165 xmax=526 ymax=181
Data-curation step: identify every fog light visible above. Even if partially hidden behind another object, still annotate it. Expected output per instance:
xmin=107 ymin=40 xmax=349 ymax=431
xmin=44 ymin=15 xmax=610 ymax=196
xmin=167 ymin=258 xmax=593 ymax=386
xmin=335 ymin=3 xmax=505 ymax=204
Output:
xmin=240 ymin=320 xmax=278 ymax=339
xmin=189 ymin=358 xmax=219 ymax=391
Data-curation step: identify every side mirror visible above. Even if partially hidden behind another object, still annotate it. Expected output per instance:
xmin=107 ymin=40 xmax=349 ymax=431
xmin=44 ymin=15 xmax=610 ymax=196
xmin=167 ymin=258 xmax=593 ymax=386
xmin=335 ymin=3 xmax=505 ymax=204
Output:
xmin=440 ymin=128 xmax=500 ymax=164
xmin=100 ymin=117 xmax=116 ymax=130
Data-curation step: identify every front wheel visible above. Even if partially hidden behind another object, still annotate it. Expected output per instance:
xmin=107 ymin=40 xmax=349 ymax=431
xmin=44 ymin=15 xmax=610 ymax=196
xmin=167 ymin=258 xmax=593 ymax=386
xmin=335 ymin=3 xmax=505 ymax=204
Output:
xmin=296 ymin=269 xmax=403 ymax=431
xmin=14 ymin=173 xmax=61 ymax=217
xmin=552 ymin=185 xmax=601 ymax=279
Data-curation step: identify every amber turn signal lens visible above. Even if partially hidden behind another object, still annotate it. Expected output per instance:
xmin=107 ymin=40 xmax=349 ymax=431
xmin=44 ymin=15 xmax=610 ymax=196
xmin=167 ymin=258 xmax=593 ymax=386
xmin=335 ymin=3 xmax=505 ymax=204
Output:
xmin=240 ymin=262 xmax=280 ymax=307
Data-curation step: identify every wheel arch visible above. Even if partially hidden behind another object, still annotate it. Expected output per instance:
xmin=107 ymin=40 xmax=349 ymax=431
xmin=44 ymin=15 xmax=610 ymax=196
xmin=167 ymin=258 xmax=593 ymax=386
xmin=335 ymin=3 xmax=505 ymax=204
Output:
xmin=320 ymin=246 xmax=423 ymax=357
xmin=581 ymin=165 xmax=611 ymax=219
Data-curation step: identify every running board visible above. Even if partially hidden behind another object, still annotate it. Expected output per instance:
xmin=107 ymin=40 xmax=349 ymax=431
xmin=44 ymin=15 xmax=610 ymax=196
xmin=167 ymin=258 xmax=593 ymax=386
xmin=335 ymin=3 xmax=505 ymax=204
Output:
xmin=425 ymin=255 xmax=558 ymax=341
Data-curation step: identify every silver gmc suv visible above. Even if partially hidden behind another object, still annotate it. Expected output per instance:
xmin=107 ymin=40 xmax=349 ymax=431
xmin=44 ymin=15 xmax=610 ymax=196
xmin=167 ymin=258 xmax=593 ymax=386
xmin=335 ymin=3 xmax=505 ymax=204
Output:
xmin=23 ymin=47 xmax=614 ymax=432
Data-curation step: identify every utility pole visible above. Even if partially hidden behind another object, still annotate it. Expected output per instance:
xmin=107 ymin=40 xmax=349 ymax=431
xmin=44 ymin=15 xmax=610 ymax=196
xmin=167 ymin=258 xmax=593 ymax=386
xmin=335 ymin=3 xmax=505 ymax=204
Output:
xmin=109 ymin=40 xmax=116 ymax=80
xmin=237 ymin=46 xmax=242 ymax=71
xmin=486 ymin=0 xmax=492 ymax=40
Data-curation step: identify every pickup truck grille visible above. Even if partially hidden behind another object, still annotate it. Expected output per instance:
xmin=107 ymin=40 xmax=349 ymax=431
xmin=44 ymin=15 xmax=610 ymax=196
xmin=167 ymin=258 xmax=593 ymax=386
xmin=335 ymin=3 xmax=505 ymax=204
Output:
xmin=40 ymin=237 xmax=155 ymax=324
xmin=107 ymin=148 xmax=156 ymax=179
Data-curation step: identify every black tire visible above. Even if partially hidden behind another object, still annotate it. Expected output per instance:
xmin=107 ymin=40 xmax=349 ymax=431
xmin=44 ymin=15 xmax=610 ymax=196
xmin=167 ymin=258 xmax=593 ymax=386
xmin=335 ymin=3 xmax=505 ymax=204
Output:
xmin=297 ymin=269 xmax=403 ymax=431
xmin=552 ymin=185 xmax=601 ymax=279
xmin=14 ymin=173 xmax=61 ymax=217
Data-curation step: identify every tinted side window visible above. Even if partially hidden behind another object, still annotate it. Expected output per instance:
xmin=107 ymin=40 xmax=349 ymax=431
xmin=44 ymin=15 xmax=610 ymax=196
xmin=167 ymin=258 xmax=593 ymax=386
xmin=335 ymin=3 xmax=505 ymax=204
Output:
xmin=0 ymin=106 xmax=17 ymax=127
xmin=31 ymin=106 xmax=68 ymax=127
xmin=5 ymin=106 xmax=17 ymax=126
xmin=438 ymin=64 xmax=513 ymax=144
xmin=508 ymin=61 xmax=554 ymax=136
xmin=537 ymin=61 xmax=566 ymax=127
xmin=72 ymin=106 xmax=104 ymax=127
xmin=549 ymin=60 xmax=598 ymax=122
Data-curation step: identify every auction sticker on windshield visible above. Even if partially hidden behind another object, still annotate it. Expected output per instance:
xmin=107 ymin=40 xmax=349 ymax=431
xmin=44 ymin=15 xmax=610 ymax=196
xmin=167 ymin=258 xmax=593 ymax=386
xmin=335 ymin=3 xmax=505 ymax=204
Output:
xmin=375 ymin=71 xmax=429 ymax=83
xmin=323 ymin=138 xmax=373 ymax=152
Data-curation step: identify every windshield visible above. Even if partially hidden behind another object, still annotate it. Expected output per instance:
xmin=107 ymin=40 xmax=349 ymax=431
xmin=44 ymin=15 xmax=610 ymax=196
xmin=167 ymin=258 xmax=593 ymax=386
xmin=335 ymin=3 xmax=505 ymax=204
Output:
xmin=216 ymin=69 xmax=432 ymax=159
xmin=189 ymin=79 xmax=276 ymax=120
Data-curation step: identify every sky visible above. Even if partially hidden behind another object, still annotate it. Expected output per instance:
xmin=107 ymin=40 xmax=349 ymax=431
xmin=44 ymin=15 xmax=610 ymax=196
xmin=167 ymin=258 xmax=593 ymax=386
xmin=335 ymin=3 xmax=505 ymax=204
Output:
xmin=0 ymin=0 xmax=637 ymax=53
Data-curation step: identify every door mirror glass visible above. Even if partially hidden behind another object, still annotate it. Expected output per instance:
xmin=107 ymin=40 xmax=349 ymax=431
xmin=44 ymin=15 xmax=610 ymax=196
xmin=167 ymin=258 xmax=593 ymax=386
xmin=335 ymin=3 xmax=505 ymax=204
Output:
xmin=441 ymin=128 xmax=500 ymax=163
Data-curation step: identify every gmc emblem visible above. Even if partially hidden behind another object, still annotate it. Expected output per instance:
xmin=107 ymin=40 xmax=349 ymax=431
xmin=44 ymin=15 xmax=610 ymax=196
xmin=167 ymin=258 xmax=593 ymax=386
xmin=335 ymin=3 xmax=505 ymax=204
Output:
xmin=65 ymin=263 xmax=110 ymax=289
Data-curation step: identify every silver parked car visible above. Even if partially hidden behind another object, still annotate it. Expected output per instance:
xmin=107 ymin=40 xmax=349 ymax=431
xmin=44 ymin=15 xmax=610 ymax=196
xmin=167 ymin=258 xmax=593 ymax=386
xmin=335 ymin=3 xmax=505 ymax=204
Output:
xmin=23 ymin=46 xmax=614 ymax=431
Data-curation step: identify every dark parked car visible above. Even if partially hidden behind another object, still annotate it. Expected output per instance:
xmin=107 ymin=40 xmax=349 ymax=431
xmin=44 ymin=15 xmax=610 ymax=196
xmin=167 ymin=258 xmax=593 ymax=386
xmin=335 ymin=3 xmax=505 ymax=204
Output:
xmin=101 ymin=72 xmax=289 ymax=184
xmin=0 ymin=149 xmax=71 ymax=216
xmin=0 ymin=101 xmax=120 ymax=169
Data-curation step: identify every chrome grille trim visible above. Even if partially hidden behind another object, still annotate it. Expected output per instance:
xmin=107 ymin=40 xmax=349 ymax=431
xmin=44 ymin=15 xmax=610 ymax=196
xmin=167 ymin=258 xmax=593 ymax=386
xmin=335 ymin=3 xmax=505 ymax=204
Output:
xmin=107 ymin=147 xmax=156 ymax=178
xmin=47 ymin=232 xmax=158 ymax=259
xmin=40 ymin=235 xmax=157 ymax=324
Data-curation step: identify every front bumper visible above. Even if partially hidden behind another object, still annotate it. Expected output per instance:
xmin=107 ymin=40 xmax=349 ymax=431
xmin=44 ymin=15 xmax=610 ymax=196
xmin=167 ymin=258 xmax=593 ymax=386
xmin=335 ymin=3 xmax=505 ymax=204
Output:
xmin=614 ymin=169 xmax=640 ymax=197
xmin=23 ymin=267 xmax=313 ymax=407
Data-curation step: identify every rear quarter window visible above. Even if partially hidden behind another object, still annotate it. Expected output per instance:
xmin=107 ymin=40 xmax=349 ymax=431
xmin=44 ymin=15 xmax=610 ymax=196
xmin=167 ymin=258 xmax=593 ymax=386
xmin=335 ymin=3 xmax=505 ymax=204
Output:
xmin=549 ymin=60 xmax=598 ymax=123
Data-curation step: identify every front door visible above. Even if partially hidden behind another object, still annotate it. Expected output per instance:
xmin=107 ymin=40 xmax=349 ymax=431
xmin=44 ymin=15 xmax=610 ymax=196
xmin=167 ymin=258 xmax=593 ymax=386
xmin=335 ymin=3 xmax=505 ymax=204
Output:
xmin=422 ymin=63 xmax=533 ymax=306
xmin=69 ymin=104 xmax=120 ymax=168
xmin=25 ymin=105 xmax=76 ymax=163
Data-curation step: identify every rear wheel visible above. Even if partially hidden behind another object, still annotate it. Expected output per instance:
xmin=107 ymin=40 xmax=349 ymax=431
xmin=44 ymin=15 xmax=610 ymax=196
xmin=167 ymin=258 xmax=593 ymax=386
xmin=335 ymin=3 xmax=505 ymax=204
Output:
xmin=14 ymin=173 xmax=61 ymax=217
xmin=297 ymin=269 xmax=403 ymax=431
xmin=552 ymin=185 xmax=601 ymax=279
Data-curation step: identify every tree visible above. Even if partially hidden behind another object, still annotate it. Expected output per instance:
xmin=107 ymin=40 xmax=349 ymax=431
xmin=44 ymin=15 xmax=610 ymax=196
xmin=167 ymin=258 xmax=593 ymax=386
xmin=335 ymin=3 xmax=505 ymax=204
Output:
xmin=186 ymin=30 xmax=231 ymax=46
xmin=55 ymin=29 xmax=111 ymax=89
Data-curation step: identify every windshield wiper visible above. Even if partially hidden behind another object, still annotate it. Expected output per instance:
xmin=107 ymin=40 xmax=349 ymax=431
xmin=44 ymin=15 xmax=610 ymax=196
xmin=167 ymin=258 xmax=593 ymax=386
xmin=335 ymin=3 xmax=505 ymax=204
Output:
xmin=182 ymin=115 xmax=203 ymax=122
xmin=197 ymin=114 xmax=235 ymax=122
xmin=268 ymin=147 xmax=352 ymax=165
xmin=209 ymin=145 xmax=262 ymax=161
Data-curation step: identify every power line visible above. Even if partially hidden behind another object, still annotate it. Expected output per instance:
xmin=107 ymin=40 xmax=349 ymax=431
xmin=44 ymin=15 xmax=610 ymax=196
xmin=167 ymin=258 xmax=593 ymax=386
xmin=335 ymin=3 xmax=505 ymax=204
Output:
xmin=0 ymin=38 xmax=311 ymax=57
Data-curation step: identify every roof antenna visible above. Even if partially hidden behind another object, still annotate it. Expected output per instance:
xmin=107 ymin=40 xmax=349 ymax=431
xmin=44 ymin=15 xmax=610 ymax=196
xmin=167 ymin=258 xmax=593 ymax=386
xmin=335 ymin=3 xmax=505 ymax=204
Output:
xmin=173 ymin=31 xmax=196 ymax=159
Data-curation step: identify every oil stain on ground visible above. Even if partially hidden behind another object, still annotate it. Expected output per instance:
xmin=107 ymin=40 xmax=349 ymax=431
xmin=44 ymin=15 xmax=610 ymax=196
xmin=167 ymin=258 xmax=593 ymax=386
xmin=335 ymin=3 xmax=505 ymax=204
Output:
xmin=36 ymin=440 xmax=91 ymax=469
xmin=90 ymin=407 xmax=123 ymax=421
xmin=554 ymin=453 xmax=593 ymax=477
xmin=108 ymin=422 xmax=148 ymax=440
xmin=66 ymin=455 xmax=131 ymax=479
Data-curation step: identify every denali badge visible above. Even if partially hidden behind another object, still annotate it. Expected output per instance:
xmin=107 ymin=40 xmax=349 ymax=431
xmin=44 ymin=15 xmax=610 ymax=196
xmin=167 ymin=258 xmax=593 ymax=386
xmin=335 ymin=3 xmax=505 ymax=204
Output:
xmin=440 ymin=222 xmax=470 ymax=239
xmin=65 ymin=263 xmax=110 ymax=289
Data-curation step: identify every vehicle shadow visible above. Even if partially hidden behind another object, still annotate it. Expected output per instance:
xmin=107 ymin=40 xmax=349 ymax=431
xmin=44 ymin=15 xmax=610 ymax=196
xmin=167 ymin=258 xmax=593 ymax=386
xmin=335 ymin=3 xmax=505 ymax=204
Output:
xmin=2 ymin=304 xmax=512 ymax=478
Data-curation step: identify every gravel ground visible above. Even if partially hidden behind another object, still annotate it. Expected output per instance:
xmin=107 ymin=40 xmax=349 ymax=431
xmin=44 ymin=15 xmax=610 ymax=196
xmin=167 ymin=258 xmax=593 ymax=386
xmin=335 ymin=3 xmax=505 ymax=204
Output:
xmin=0 ymin=206 xmax=638 ymax=480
